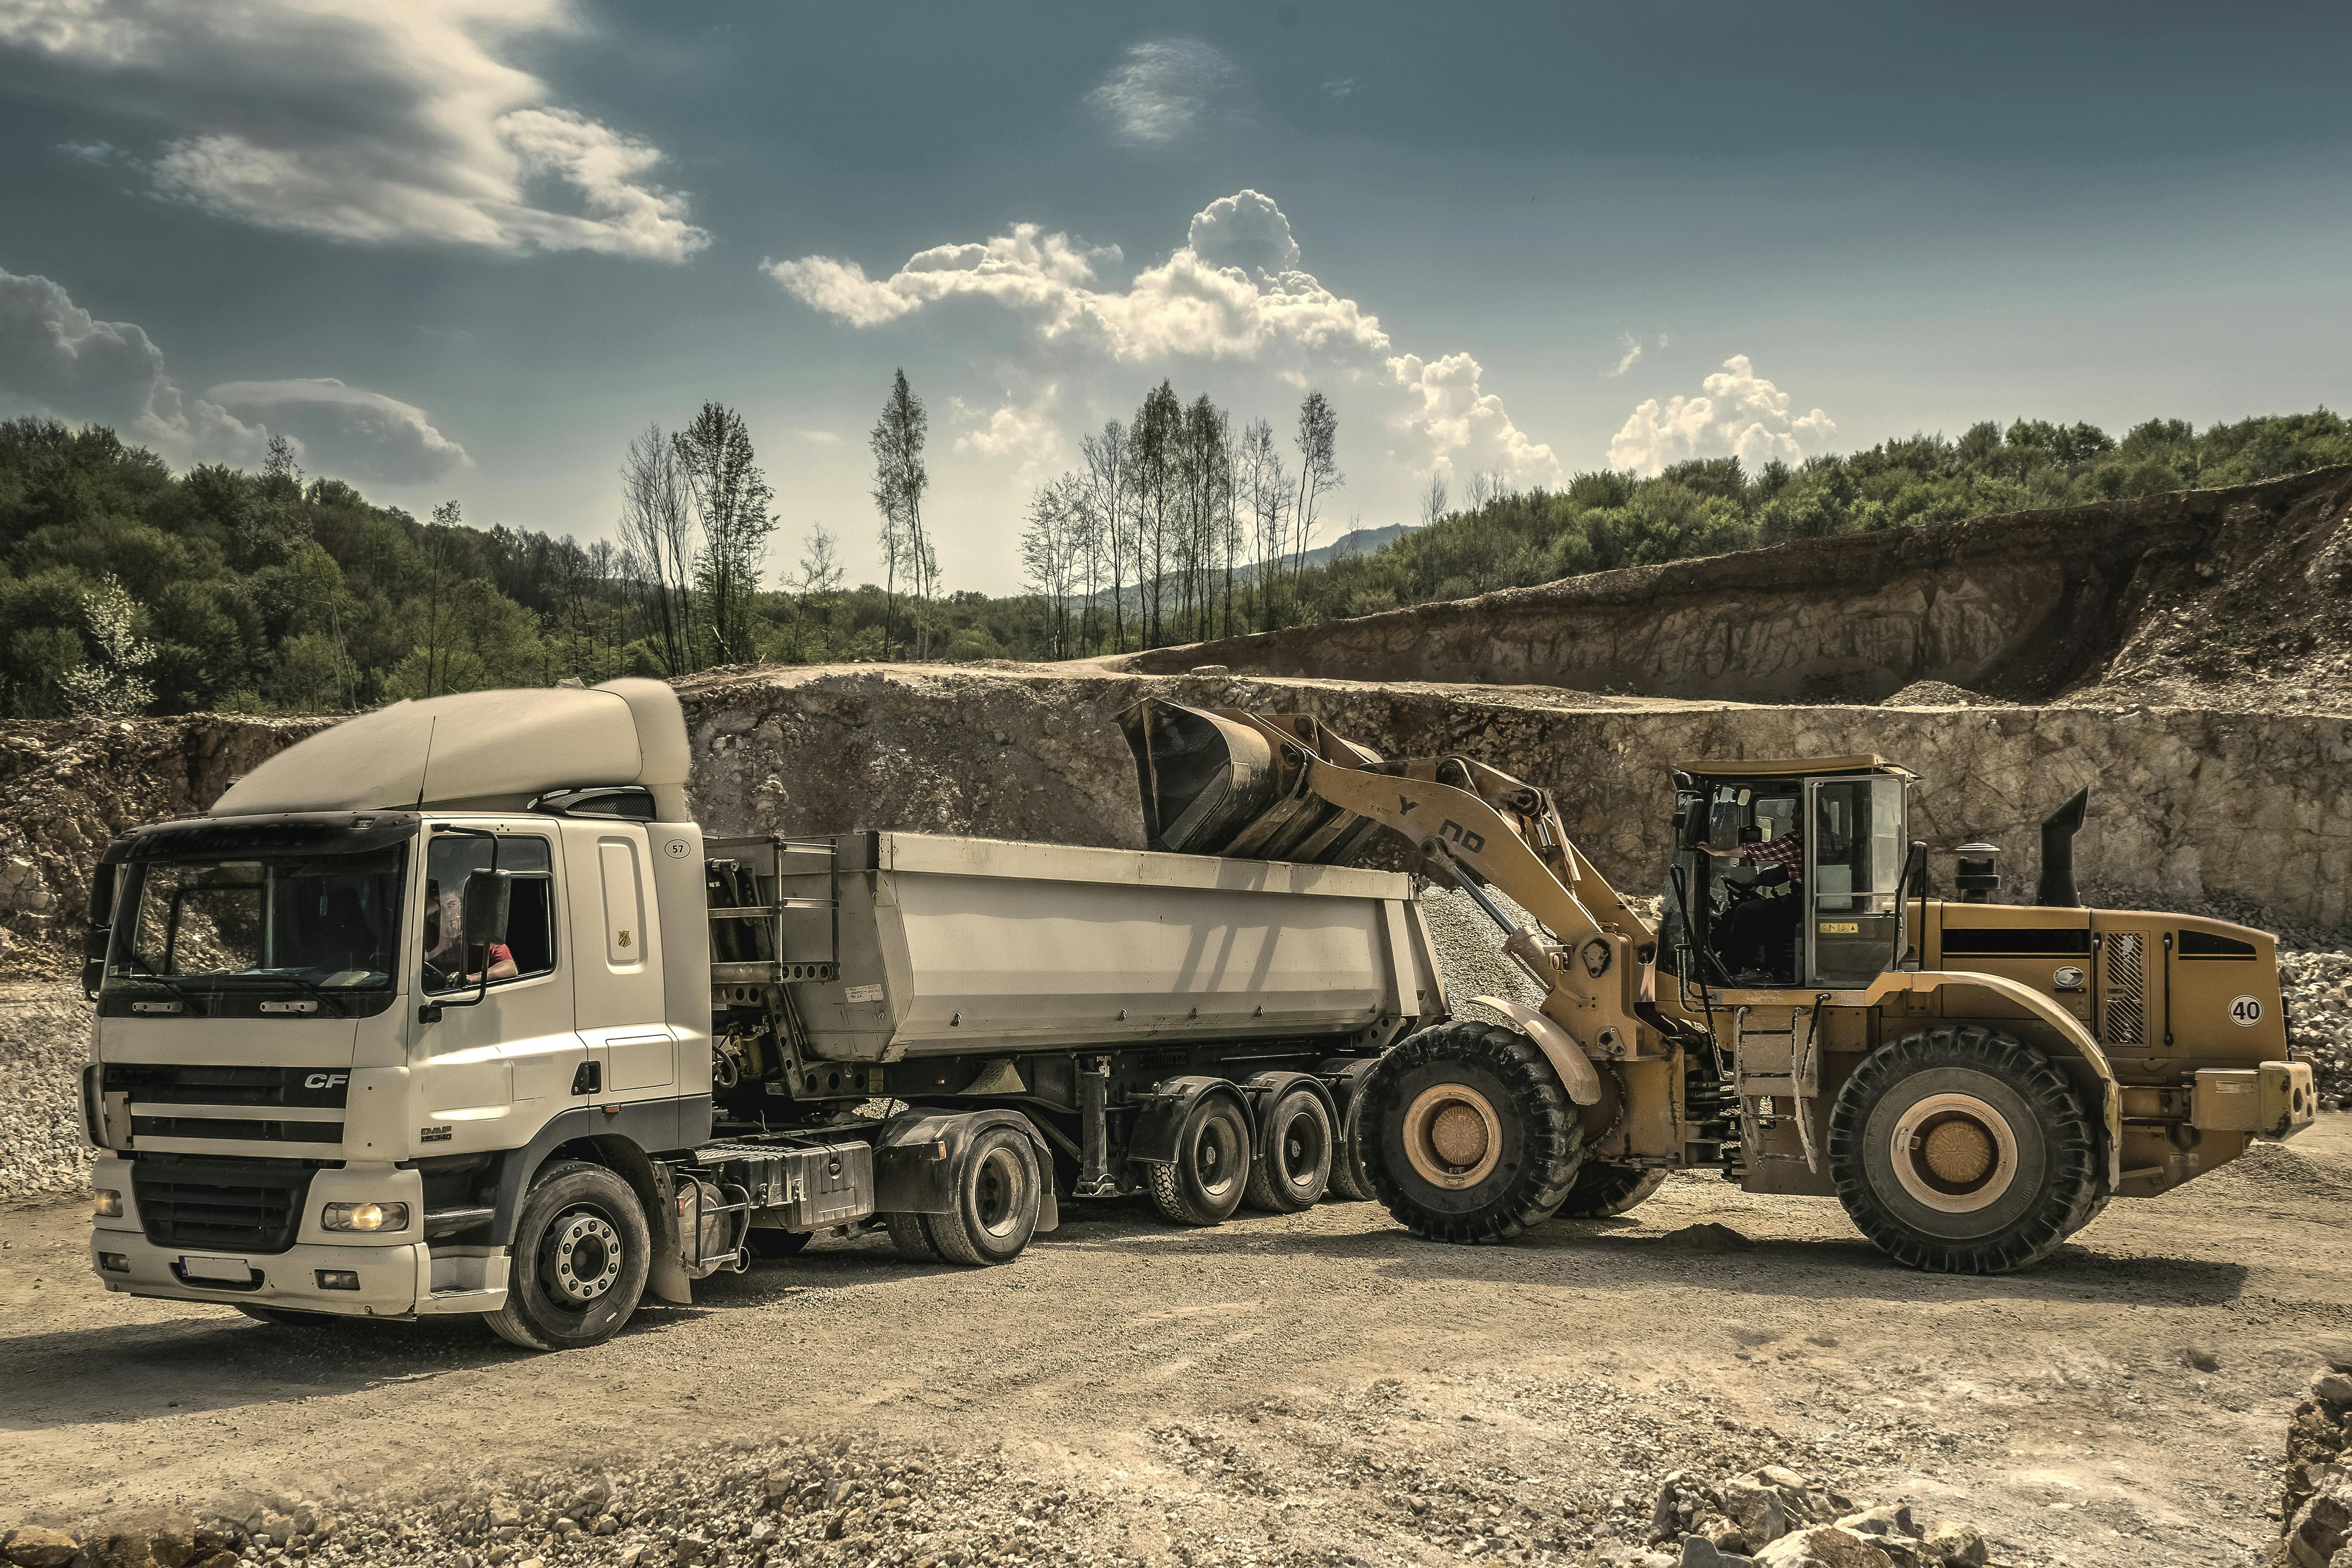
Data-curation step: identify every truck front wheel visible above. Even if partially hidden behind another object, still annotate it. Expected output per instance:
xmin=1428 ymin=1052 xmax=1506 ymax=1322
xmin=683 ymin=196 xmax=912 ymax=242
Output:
xmin=1828 ymin=1025 xmax=2098 ymax=1274
xmin=485 ymin=1160 xmax=652 ymax=1350
xmin=1363 ymin=1020 xmax=1583 ymax=1244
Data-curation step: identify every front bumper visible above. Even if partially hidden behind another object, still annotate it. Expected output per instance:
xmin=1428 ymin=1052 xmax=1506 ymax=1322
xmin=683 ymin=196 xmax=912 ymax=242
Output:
xmin=91 ymin=1230 xmax=431 ymax=1316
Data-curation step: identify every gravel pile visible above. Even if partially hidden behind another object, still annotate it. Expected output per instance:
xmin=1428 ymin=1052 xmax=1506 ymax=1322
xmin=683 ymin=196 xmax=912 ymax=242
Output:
xmin=2272 ymin=1351 xmax=2352 ymax=1568
xmin=0 ymin=980 xmax=93 ymax=1201
xmin=0 ymin=1376 xmax=2021 ymax=1568
xmin=1878 ymin=682 xmax=2011 ymax=708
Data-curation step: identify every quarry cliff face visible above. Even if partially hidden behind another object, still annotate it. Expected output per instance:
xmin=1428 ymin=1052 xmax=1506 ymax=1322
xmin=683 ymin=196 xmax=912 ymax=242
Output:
xmin=1121 ymin=467 xmax=2352 ymax=708
xmin=11 ymin=666 xmax=2343 ymax=976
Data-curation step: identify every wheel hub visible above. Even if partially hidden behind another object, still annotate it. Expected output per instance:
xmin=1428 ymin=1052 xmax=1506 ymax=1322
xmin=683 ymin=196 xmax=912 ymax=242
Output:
xmin=1402 ymin=1083 xmax=1504 ymax=1190
xmin=1889 ymin=1092 xmax=2020 ymax=1214
xmin=545 ymin=1211 xmax=623 ymax=1304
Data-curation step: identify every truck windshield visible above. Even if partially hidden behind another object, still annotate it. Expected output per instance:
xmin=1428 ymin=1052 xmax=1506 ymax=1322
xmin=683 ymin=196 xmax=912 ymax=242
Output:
xmin=110 ymin=846 xmax=406 ymax=990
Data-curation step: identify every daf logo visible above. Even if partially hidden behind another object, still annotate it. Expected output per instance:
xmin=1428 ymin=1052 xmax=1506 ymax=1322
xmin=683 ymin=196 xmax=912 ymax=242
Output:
xmin=304 ymin=1072 xmax=349 ymax=1090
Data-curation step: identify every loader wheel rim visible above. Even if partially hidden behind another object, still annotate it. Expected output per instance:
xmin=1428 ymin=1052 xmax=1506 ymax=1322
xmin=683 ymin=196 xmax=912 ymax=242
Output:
xmin=1402 ymin=1083 xmax=1503 ymax=1189
xmin=1889 ymin=1092 xmax=2018 ymax=1213
xmin=545 ymin=1210 xmax=624 ymax=1304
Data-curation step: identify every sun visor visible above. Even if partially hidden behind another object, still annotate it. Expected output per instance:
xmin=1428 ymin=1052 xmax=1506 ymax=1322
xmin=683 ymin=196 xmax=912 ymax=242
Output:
xmin=209 ymin=681 xmax=686 ymax=817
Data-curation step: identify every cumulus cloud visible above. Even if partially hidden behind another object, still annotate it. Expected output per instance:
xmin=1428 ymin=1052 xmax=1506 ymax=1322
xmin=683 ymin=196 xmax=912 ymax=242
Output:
xmin=1086 ymin=38 xmax=1235 ymax=145
xmin=953 ymin=385 xmax=1063 ymax=467
xmin=0 ymin=267 xmax=466 ymax=483
xmin=1 ymin=0 xmax=708 ymax=260
xmin=0 ymin=267 xmax=266 ymax=463
xmin=1607 ymin=355 xmax=1837 ymax=477
xmin=768 ymin=189 xmax=1557 ymax=490
xmin=207 ymin=378 xmax=469 ymax=485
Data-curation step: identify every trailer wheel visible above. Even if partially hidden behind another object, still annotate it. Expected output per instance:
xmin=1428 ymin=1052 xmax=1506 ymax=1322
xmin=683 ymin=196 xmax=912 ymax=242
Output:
xmin=1558 ymin=1163 xmax=1669 ymax=1218
xmin=1244 ymin=1082 xmax=1334 ymax=1212
xmin=485 ymin=1160 xmax=651 ymax=1350
xmin=1828 ymin=1025 xmax=2098 ymax=1274
xmin=1363 ymin=1019 xmax=1582 ymax=1245
xmin=922 ymin=1125 xmax=1041 ymax=1265
xmin=1147 ymin=1092 xmax=1251 ymax=1226
xmin=1319 ymin=1059 xmax=1381 ymax=1203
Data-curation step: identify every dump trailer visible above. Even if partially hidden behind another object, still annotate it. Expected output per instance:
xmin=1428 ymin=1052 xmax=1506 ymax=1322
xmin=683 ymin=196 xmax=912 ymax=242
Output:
xmin=1123 ymin=699 xmax=2319 ymax=1272
xmin=79 ymin=681 xmax=1441 ymax=1349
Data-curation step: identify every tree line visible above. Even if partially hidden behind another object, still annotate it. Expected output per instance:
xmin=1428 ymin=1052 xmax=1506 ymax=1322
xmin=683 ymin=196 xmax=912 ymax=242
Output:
xmin=1 ymin=396 xmax=2342 ymax=720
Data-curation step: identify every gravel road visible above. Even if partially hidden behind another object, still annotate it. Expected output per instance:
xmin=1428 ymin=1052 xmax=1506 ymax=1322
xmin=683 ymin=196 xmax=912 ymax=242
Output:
xmin=5 ymin=1118 xmax=2347 ymax=1568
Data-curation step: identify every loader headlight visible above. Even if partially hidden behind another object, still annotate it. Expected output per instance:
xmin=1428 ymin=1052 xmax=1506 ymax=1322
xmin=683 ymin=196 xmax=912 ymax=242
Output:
xmin=322 ymin=1201 xmax=409 ymax=1233
xmin=93 ymin=1189 xmax=123 ymax=1219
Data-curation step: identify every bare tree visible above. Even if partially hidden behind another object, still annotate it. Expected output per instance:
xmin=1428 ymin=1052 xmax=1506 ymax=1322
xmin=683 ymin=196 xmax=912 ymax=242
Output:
xmin=1290 ymin=388 xmax=1342 ymax=600
xmin=870 ymin=370 xmax=933 ymax=659
xmin=1127 ymin=382 xmax=1182 ymax=647
xmin=617 ymin=425 xmax=698 ymax=674
xmin=1019 ymin=476 xmax=1084 ymax=660
xmin=1236 ymin=418 xmax=1289 ymax=632
xmin=675 ymin=402 xmax=775 ymax=668
xmin=1078 ymin=421 xmax=1127 ymax=652
xmin=1419 ymin=469 xmax=1450 ymax=530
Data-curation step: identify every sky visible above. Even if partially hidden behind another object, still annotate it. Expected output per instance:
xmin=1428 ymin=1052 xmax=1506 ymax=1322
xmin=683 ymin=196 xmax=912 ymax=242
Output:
xmin=2 ymin=0 xmax=2349 ymax=595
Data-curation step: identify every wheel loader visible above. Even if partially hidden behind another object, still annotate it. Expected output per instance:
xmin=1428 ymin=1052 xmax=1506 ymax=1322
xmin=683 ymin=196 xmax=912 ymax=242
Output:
xmin=1123 ymin=699 xmax=2319 ymax=1273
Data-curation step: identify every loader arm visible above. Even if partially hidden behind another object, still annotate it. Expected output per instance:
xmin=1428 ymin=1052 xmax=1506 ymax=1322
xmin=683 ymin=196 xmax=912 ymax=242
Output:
xmin=1122 ymin=700 xmax=1671 ymax=1065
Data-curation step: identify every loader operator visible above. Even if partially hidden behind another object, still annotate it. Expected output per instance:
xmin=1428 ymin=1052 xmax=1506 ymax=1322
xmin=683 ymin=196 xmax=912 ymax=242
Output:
xmin=1703 ymin=826 xmax=1802 ymax=983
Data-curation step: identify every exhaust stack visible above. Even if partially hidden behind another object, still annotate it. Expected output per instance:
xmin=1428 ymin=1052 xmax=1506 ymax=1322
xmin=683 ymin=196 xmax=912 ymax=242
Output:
xmin=2036 ymin=786 xmax=2091 ymax=908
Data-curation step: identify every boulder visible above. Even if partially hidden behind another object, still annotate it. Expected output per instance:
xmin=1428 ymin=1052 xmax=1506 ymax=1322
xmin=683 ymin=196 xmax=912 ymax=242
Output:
xmin=1753 ymin=1525 xmax=1896 ymax=1568
xmin=1 ymin=1527 xmax=81 ymax=1568
xmin=1920 ymin=1521 xmax=1987 ymax=1568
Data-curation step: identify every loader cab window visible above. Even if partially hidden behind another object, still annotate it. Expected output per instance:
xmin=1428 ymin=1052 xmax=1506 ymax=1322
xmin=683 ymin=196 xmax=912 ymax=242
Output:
xmin=423 ymin=834 xmax=556 ymax=994
xmin=1806 ymin=777 xmax=1909 ymax=989
xmin=1690 ymin=782 xmax=1807 ymax=987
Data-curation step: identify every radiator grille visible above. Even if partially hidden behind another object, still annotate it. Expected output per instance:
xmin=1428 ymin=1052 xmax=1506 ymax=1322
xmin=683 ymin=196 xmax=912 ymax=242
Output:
xmin=2103 ymin=931 xmax=2145 ymax=1047
xmin=132 ymin=1157 xmax=317 ymax=1254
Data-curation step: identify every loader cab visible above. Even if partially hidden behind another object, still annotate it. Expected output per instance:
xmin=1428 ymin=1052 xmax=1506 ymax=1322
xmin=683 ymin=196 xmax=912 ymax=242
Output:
xmin=1666 ymin=755 xmax=1918 ymax=993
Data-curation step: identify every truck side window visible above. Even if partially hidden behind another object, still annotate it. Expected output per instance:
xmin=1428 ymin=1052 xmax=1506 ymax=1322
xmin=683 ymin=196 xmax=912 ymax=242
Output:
xmin=423 ymin=835 xmax=557 ymax=994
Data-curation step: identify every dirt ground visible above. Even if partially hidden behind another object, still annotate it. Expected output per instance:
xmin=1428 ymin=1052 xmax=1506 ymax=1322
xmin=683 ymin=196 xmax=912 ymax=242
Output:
xmin=7 ymin=1122 xmax=2350 ymax=1567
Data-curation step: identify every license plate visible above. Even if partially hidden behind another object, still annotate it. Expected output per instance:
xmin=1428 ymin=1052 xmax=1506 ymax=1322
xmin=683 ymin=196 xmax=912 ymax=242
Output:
xmin=180 ymin=1254 xmax=250 ymax=1282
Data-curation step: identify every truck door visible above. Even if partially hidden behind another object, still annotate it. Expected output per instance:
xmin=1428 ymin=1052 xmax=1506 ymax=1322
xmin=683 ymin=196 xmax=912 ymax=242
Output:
xmin=560 ymin=821 xmax=673 ymax=1098
xmin=411 ymin=826 xmax=575 ymax=1154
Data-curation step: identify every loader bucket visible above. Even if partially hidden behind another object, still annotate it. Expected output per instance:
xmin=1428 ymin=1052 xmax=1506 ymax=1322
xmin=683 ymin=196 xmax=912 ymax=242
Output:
xmin=1121 ymin=701 xmax=1279 ymax=855
xmin=1121 ymin=699 xmax=1391 ymax=866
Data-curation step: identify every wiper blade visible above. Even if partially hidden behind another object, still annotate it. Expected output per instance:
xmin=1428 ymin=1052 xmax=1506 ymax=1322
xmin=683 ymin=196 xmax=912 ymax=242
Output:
xmin=120 ymin=958 xmax=203 ymax=1015
xmin=269 ymin=969 xmax=350 ymax=1018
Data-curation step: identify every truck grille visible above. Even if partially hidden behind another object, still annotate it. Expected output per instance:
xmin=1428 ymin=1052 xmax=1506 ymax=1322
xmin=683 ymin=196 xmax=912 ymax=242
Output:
xmin=131 ymin=1116 xmax=343 ymax=1144
xmin=2102 ymin=931 xmax=2145 ymax=1047
xmin=132 ymin=1157 xmax=318 ymax=1254
xmin=105 ymin=1064 xmax=350 ymax=1108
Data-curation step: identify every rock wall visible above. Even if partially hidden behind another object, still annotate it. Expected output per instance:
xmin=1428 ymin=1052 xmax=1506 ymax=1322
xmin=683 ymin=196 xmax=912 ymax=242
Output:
xmin=1119 ymin=467 xmax=2352 ymax=708
xmin=6 ymin=666 xmax=2346 ymax=980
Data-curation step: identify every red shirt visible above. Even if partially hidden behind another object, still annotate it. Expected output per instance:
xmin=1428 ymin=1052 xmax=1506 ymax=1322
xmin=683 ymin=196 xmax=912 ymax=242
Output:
xmin=1738 ymin=833 xmax=1804 ymax=883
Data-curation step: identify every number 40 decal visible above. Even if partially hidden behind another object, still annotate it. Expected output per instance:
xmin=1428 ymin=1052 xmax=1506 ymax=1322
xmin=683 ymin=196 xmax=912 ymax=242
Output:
xmin=2229 ymin=995 xmax=2263 ymax=1027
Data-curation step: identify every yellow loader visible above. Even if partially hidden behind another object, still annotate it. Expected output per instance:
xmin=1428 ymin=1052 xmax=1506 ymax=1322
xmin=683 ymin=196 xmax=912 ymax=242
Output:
xmin=1123 ymin=699 xmax=2318 ymax=1272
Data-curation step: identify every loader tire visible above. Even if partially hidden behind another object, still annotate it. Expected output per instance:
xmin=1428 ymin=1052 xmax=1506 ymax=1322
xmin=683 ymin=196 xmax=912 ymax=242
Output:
xmin=485 ymin=1161 xmax=650 ymax=1351
xmin=1828 ymin=1025 xmax=2098 ymax=1275
xmin=1244 ymin=1082 xmax=1334 ymax=1212
xmin=1558 ymin=1163 xmax=1669 ymax=1219
xmin=1147 ymin=1091 xmax=1251 ymax=1226
xmin=1363 ymin=1019 xmax=1583 ymax=1245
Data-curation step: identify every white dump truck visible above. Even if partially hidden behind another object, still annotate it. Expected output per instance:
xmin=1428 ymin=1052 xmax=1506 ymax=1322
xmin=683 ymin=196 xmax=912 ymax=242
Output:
xmin=80 ymin=681 xmax=1443 ymax=1348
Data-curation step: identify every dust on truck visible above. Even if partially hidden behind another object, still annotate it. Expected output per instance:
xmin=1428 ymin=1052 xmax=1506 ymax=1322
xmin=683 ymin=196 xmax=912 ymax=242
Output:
xmin=80 ymin=681 xmax=1443 ymax=1348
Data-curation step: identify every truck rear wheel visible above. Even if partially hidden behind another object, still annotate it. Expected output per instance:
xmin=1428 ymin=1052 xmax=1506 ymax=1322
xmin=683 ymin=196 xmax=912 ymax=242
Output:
xmin=485 ymin=1161 xmax=651 ymax=1350
xmin=921 ymin=1126 xmax=1041 ymax=1265
xmin=1828 ymin=1025 xmax=2098 ymax=1274
xmin=1363 ymin=1020 xmax=1583 ymax=1245
xmin=1321 ymin=1061 xmax=1380 ymax=1203
xmin=1147 ymin=1092 xmax=1251 ymax=1226
xmin=1244 ymin=1082 xmax=1333 ymax=1212
xmin=1558 ymin=1163 xmax=1669 ymax=1218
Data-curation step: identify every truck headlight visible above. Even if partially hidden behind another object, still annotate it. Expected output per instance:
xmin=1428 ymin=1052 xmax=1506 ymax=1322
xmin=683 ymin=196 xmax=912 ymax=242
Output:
xmin=322 ymin=1201 xmax=409 ymax=1233
xmin=93 ymin=1189 xmax=123 ymax=1219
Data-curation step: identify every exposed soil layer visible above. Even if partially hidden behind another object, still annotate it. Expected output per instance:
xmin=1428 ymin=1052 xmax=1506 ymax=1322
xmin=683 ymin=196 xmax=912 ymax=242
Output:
xmin=1119 ymin=468 xmax=2352 ymax=710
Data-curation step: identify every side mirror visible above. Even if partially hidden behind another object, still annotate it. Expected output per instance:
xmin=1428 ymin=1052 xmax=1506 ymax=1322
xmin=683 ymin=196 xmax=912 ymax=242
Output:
xmin=462 ymin=870 xmax=512 ymax=945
